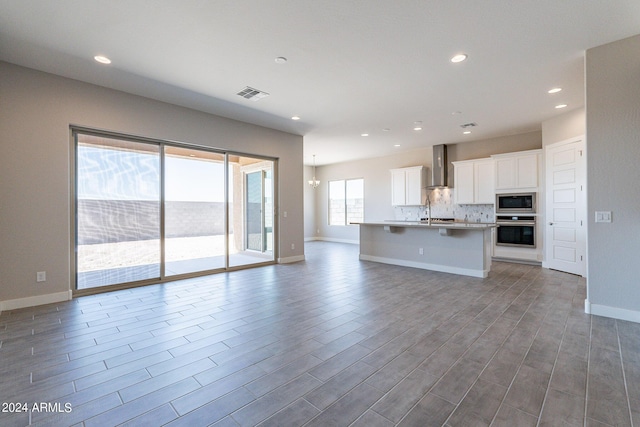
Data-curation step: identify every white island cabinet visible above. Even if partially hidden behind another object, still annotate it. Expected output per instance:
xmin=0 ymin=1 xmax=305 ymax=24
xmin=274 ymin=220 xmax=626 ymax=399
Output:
xmin=358 ymin=221 xmax=495 ymax=278
xmin=390 ymin=166 xmax=426 ymax=205
xmin=452 ymin=158 xmax=494 ymax=204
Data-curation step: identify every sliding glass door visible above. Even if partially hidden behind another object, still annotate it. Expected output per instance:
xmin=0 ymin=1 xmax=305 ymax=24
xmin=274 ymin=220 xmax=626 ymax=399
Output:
xmin=164 ymin=147 xmax=226 ymax=276
xmin=74 ymin=130 xmax=276 ymax=291
xmin=76 ymin=134 xmax=161 ymax=289
xmin=228 ymin=155 xmax=274 ymax=268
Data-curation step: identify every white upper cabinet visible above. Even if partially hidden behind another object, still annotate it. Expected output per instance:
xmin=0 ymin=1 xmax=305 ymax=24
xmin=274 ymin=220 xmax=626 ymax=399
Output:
xmin=391 ymin=169 xmax=407 ymax=206
xmin=492 ymin=150 xmax=541 ymax=192
xmin=390 ymin=166 xmax=426 ymax=205
xmin=452 ymin=158 xmax=494 ymax=204
xmin=475 ymin=159 xmax=495 ymax=203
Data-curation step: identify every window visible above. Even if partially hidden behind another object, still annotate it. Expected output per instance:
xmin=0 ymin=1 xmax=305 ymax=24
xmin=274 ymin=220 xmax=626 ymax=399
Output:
xmin=329 ymin=178 xmax=364 ymax=225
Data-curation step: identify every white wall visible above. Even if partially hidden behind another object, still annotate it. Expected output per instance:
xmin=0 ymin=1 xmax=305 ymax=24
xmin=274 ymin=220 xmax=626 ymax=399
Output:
xmin=585 ymin=34 xmax=640 ymax=322
xmin=0 ymin=61 xmax=304 ymax=311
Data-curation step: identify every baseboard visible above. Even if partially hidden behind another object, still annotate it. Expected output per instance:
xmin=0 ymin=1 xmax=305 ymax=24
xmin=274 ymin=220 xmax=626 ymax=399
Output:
xmin=313 ymin=237 xmax=359 ymax=245
xmin=278 ymin=254 xmax=305 ymax=264
xmin=359 ymin=254 xmax=488 ymax=278
xmin=0 ymin=290 xmax=72 ymax=313
xmin=494 ymin=257 xmax=542 ymax=266
xmin=585 ymin=299 xmax=640 ymax=323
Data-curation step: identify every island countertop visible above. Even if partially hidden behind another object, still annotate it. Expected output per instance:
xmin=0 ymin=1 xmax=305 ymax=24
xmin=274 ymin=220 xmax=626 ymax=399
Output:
xmin=354 ymin=220 xmax=496 ymax=229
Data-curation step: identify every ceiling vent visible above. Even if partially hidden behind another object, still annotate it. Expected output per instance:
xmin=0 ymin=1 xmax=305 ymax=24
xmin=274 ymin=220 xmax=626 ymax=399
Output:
xmin=236 ymin=86 xmax=270 ymax=101
xmin=460 ymin=122 xmax=478 ymax=129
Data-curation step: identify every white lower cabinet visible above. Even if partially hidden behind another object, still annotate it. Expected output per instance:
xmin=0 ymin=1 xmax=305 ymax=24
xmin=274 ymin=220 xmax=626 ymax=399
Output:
xmin=452 ymin=158 xmax=494 ymax=204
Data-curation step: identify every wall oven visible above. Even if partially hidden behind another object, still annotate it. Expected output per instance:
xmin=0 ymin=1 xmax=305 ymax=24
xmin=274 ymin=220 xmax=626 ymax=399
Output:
xmin=496 ymin=193 xmax=536 ymax=214
xmin=496 ymin=215 xmax=536 ymax=248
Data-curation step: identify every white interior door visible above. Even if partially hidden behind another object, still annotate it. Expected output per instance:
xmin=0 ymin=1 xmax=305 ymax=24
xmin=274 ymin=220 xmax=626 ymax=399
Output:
xmin=544 ymin=137 xmax=586 ymax=276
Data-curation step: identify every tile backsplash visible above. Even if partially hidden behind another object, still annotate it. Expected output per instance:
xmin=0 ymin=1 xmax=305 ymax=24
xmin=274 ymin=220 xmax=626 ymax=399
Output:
xmin=394 ymin=188 xmax=495 ymax=223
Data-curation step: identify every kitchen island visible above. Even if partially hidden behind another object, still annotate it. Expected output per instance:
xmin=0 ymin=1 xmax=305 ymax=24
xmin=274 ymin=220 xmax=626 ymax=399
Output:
xmin=357 ymin=221 xmax=495 ymax=278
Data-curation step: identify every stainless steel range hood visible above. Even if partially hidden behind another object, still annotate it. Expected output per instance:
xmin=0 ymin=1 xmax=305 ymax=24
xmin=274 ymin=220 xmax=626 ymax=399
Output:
xmin=430 ymin=144 xmax=448 ymax=187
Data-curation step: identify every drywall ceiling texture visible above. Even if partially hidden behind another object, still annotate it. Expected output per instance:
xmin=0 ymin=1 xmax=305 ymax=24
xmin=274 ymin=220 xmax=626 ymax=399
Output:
xmin=0 ymin=61 xmax=303 ymax=307
xmin=586 ymin=34 xmax=640 ymax=320
xmin=3 ymin=1 xmax=640 ymax=166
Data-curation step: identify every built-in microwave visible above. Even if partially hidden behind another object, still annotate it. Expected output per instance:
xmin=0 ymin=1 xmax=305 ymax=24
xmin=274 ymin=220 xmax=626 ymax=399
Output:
xmin=496 ymin=193 xmax=536 ymax=214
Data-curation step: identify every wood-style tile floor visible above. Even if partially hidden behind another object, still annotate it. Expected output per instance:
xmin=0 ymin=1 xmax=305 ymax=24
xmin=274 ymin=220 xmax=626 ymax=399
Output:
xmin=1 ymin=241 xmax=638 ymax=426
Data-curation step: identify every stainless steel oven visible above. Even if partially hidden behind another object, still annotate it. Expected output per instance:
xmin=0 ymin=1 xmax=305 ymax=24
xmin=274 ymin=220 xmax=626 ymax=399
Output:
xmin=496 ymin=215 xmax=536 ymax=248
xmin=496 ymin=193 xmax=536 ymax=214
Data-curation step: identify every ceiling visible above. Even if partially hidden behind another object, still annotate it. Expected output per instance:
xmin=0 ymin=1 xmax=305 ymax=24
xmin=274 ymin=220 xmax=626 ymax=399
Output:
xmin=1 ymin=1 xmax=639 ymax=166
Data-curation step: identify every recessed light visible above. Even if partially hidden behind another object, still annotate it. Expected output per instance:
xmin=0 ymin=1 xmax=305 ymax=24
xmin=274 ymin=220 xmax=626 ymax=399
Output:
xmin=451 ymin=54 xmax=467 ymax=63
xmin=383 ymin=128 xmax=391 ymax=132
xmin=555 ymin=104 xmax=568 ymax=109
xmin=361 ymin=133 xmax=369 ymax=137
xmin=548 ymin=87 xmax=562 ymax=94
xmin=452 ymin=111 xmax=462 ymax=115
xmin=291 ymin=116 xmax=300 ymax=120
xmin=463 ymin=131 xmax=471 ymax=134
xmin=413 ymin=121 xmax=423 ymax=131
xmin=275 ymin=57 xmax=287 ymax=64
xmin=413 ymin=126 xmax=423 ymax=131
xmin=394 ymin=144 xmax=401 ymax=147
xmin=94 ymin=55 xmax=111 ymax=64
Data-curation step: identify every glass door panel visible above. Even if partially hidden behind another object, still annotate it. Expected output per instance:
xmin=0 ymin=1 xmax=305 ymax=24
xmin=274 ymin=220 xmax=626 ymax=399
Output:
xmin=76 ymin=134 xmax=161 ymax=289
xmin=229 ymin=156 xmax=274 ymax=267
xmin=264 ymin=169 xmax=273 ymax=252
xmin=246 ymin=171 xmax=263 ymax=251
xmin=164 ymin=147 xmax=226 ymax=276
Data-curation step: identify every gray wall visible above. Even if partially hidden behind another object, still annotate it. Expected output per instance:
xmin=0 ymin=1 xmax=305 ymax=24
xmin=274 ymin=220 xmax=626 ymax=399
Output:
xmin=310 ymin=148 xmax=430 ymax=243
xmin=542 ymin=107 xmax=585 ymax=146
xmin=303 ymin=165 xmax=317 ymax=239
xmin=0 ymin=61 xmax=303 ymax=305
xmin=307 ymin=131 xmax=542 ymax=242
xmin=585 ymin=34 xmax=640 ymax=318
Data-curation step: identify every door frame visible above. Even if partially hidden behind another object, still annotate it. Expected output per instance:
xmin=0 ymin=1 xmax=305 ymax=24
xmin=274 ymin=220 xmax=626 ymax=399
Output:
xmin=542 ymin=135 xmax=587 ymax=276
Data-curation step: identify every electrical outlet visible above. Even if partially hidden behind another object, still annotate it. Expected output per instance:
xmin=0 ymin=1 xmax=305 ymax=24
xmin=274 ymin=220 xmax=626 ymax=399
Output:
xmin=283 ymin=211 xmax=288 ymax=218
xmin=36 ymin=271 xmax=46 ymax=282
xmin=419 ymin=248 xmax=424 ymax=255
xmin=291 ymin=243 xmax=295 ymax=250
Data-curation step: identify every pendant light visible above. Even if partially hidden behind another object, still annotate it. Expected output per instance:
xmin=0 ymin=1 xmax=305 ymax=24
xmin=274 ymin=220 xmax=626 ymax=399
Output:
xmin=308 ymin=155 xmax=320 ymax=188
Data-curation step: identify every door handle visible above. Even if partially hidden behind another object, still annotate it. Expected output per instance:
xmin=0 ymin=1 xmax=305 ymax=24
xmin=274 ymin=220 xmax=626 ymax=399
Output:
xmin=549 ymin=222 xmax=554 ymax=226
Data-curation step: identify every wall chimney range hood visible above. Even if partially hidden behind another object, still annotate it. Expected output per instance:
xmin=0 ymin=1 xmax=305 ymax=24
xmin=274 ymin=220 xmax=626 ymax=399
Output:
xmin=431 ymin=144 xmax=448 ymax=187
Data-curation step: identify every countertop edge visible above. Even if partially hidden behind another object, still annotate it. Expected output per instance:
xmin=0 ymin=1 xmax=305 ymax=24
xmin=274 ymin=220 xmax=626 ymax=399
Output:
xmin=353 ymin=221 xmax=497 ymax=229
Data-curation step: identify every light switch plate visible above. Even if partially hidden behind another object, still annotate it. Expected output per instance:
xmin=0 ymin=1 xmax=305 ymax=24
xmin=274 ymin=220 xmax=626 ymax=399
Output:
xmin=595 ymin=211 xmax=612 ymax=223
